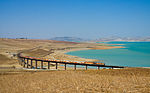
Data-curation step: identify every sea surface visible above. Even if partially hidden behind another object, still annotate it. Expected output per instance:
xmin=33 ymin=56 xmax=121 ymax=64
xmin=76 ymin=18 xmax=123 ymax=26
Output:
xmin=67 ymin=42 xmax=150 ymax=67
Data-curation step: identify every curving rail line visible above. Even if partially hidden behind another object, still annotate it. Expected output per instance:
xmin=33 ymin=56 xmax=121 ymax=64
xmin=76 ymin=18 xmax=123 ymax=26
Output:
xmin=17 ymin=53 xmax=125 ymax=70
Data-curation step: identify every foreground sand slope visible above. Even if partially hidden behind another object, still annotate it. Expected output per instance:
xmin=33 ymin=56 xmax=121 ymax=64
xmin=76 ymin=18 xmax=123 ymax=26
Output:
xmin=0 ymin=68 xmax=150 ymax=93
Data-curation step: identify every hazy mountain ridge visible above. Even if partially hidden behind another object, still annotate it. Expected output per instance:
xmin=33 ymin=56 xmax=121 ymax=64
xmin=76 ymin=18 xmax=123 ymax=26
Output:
xmin=50 ymin=36 xmax=150 ymax=42
xmin=50 ymin=37 xmax=86 ymax=42
xmin=95 ymin=37 xmax=150 ymax=42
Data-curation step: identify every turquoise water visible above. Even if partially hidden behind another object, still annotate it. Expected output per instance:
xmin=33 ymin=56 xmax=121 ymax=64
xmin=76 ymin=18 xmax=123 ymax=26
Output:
xmin=67 ymin=42 xmax=150 ymax=67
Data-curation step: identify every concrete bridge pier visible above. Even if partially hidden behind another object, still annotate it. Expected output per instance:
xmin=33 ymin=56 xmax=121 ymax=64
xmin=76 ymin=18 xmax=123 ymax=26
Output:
xmin=74 ymin=64 xmax=76 ymax=70
xmin=64 ymin=63 xmax=67 ymax=70
xmin=26 ymin=59 xmax=29 ymax=68
xmin=48 ymin=62 xmax=50 ymax=69
xmin=56 ymin=63 xmax=58 ymax=69
xmin=23 ymin=58 xmax=26 ymax=68
xmin=35 ymin=60 xmax=37 ymax=69
xmin=85 ymin=65 xmax=87 ymax=70
xmin=41 ymin=61 xmax=43 ymax=69
xmin=30 ymin=59 xmax=33 ymax=68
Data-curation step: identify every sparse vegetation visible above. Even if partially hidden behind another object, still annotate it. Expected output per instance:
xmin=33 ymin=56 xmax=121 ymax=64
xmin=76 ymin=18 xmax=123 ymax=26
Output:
xmin=0 ymin=68 xmax=150 ymax=93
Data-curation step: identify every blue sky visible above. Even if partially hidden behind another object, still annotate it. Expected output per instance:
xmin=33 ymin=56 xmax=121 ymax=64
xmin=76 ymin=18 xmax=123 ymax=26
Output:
xmin=0 ymin=0 xmax=150 ymax=39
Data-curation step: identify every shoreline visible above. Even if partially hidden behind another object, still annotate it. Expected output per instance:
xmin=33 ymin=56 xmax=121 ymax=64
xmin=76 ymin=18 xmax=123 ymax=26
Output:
xmin=61 ymin=45 xmax=150 ymax=68
xmin=43 ymin=45 xmax=125 ymax=63
xmin=44 ymin=47 xmax=100 ymax=62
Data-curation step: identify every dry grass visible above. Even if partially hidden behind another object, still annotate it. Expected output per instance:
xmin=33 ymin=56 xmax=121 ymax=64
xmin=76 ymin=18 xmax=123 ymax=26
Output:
xmin=0 ymin=68 xmax=150 ymax=93
xmin=0 ymin=54 xmax=10 ymax=64
xmin=0 ymin=54 xmax=17 ymax=65
xmin=23 ymin=49 xmax=50 ymax=57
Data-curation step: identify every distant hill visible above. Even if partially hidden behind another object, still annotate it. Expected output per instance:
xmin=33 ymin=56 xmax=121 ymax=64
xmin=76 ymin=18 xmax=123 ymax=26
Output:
xmin=50 ymin=37 xmax=85 ymax=42
xmin=95 ymin=37 xmax=150 ymax=42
